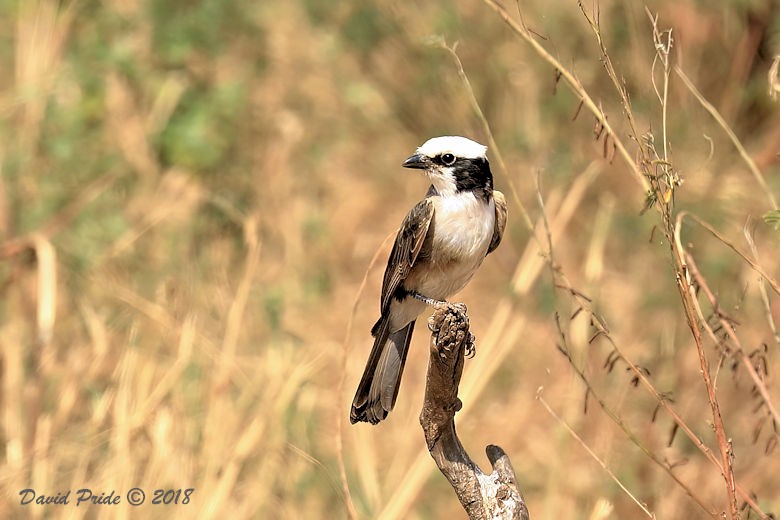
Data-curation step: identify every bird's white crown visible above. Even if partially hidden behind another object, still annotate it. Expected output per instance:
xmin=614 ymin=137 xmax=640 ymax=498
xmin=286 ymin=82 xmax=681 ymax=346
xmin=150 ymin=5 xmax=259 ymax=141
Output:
xmin=416 ymin=136 xmax=487 ymax=160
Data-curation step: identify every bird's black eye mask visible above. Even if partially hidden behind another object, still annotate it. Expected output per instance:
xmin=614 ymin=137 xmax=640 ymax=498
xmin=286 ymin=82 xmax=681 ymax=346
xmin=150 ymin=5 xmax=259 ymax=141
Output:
xmin=451 ymin=157 xmax=493 ymax=193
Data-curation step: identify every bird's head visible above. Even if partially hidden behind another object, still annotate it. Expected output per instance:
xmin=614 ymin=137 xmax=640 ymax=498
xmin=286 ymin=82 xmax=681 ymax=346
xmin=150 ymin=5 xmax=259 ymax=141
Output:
xmin=402 ymin=136 xmax=493 ymax=197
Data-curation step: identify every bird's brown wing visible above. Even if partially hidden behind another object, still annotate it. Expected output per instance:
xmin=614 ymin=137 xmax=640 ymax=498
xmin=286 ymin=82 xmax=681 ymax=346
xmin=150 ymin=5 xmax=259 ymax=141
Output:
xmin=378 ymin=198 xmax=434 ymax=315
xmin=487 ymin=190 xmax=507 ymax=255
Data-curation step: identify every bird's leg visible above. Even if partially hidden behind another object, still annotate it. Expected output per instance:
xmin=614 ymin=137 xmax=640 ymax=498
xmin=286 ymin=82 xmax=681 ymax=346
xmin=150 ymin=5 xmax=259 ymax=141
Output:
xmin=411 ymin=291 xmax=448 ymax=308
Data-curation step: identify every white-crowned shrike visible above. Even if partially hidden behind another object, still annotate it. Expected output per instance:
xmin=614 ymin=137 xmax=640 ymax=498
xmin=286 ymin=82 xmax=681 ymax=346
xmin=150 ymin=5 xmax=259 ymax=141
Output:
xmin=350 ymin=136 xmax=507 ymax=424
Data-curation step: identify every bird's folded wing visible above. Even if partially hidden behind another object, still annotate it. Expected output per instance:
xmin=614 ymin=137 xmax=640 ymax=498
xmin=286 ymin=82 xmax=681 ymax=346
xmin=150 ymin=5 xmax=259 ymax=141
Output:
xmin=379 ymin=198 xmax=434 ymax=313
xmin=487 ymin=190 xmax=507 ymax=255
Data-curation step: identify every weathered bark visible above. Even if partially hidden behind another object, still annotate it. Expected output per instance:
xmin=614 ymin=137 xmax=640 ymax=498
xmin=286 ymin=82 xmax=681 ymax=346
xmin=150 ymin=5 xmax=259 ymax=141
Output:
xmin=420 ymin=303 xmax=530 ymax=520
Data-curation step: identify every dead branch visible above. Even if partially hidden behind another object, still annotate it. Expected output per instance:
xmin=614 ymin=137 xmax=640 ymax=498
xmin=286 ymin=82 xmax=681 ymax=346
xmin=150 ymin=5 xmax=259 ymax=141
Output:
xmin=421 ymin=303 xmax=529 ymax=520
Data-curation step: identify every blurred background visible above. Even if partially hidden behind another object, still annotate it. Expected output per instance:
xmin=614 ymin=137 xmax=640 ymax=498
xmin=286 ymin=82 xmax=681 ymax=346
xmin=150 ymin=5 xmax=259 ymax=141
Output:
xmin=1 ymin=0 xmax=779 ymax=518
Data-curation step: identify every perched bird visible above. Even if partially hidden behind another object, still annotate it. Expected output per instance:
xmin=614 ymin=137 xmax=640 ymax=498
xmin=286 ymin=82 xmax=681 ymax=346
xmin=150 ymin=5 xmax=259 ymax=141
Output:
xmin=350 ymin=136 xmax=507 ymax=424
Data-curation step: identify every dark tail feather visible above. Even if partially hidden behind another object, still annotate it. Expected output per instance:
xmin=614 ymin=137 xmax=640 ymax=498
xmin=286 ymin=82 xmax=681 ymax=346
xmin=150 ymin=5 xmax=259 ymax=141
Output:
xmin=350 ymin=320 xmax=416 ymax=424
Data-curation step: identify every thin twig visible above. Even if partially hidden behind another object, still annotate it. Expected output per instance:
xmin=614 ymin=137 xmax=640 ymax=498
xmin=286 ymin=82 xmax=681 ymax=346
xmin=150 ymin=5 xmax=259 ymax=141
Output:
xmin=336 ymin=232 xmax=396 ymax=520
xmin=435 ymin=41 xmax=535 ymax=235
xmin=684 ymin=252 xmax=780 ymax=430
xmin=537 ymin=391 xmax=656 ymax=519
xmin=675 ymin=66 xmax=778 ymax=210
xmin=551 ymin=264 xmax=764 ymax=516
xmin=552 ymin=312 xmax=719 ymax=517
xmin=669 ymin=188 xmax=739 ymax=520
xmin=535 ymin=171 xmax=723 ymax=517
xmin=646 ymin=8 xmax=673 ymax=170
xmin=743 ymin=220 xmax=779 ymax=344
xmin=677 ymin=212 xmax=780 ymax=296
xmin=479 ymin=0 xmax=651 ymax=194
xmin=595 ymin=8 xmax=739 ymax=516
xmin=478 ymin=3 xmax=772 ymax=517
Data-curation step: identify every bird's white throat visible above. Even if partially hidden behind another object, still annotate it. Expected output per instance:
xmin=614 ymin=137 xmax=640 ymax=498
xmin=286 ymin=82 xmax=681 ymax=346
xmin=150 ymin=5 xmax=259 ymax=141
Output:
xmin=426 ymin=169 xmax=458 ymax=196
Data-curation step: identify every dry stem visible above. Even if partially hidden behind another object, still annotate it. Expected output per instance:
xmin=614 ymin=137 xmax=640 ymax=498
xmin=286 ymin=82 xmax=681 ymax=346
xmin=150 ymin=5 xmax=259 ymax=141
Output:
xmin=684 ymin=252 xmax=780 ymax=432
xmin=480 ymin=0 xmax=650 ymax=193
xmin=485 ymin=3 xmax=749 ymax=516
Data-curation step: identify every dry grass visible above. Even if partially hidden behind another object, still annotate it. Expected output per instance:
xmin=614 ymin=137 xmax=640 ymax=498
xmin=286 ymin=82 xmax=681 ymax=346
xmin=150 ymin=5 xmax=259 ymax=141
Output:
xmin=0 ymin=1 xmax=779 ymax=519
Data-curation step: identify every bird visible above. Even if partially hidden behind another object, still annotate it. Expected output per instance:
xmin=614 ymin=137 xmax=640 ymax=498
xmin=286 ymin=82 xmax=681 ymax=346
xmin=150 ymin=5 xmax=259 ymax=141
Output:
xmin=350 ymin=136 xmax=507 ymax=425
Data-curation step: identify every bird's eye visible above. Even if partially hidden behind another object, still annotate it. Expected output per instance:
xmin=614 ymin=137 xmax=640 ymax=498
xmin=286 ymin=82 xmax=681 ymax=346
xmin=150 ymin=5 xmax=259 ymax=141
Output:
xmin=441 ymin=153 xmax=456 ymax=165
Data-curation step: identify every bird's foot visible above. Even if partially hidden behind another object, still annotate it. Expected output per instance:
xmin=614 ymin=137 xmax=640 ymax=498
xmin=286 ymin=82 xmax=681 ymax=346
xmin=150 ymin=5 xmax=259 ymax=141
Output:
xmin=427 ymin=302 xmax=475 ymax=359
xmin=426 ymin=300 xmax=467 ymax=332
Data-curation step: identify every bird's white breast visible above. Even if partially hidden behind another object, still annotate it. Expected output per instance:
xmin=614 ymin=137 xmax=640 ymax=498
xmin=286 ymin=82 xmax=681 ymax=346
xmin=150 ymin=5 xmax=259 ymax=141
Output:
xmin=433 ymin=192 xmax=494 ymax=257
xmin=418 ymin=192 xmax=495 ymax=298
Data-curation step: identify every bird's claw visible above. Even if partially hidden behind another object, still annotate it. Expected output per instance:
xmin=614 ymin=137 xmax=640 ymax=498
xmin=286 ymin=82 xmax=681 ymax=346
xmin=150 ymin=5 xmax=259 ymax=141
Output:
xmin=464 ymin=332 xmax=476 ymax=358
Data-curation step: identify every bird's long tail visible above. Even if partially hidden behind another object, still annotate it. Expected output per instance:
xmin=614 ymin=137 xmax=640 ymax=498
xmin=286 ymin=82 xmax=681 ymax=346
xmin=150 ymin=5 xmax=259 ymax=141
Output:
xmin=350 ymin=319 xmax=415 ymax=424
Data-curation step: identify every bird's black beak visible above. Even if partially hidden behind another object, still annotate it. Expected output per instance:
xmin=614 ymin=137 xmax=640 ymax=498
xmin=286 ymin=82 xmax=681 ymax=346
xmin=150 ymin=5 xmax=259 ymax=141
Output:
xmin=402 ymin=153 xmax=428 ymax=169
